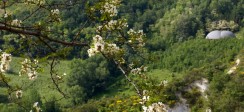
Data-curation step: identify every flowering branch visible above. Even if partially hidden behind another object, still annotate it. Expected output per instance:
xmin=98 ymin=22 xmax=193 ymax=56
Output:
xmin=113 ymin=59 xmax=143 ymax=98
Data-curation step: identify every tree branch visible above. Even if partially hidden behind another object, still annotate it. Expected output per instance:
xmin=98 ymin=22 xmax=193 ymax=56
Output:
xmin=49 ymin=58 xmax=69 ymax=98
xmin=0 ymin=23 xmax=89 ymax=47
xmin=112 ymin=59 xmax=142 ymax=98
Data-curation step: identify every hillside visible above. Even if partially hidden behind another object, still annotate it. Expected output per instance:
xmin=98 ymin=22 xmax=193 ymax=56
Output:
xmin=0 ymin=0 xmax=244 ymax=112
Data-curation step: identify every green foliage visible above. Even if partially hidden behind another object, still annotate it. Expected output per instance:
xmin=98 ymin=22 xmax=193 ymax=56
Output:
xmin=149 ymin=0 xmax=244 ymax=49
xmin=72 ymin=95 xmax=141 ymax=112
xmin=153 ymin=38 xmax=244 ymax=72
xmin=182 ymin=88 xmax=202 ymax=106
xmin=73 ymin=102 xmax=99 ymax=112
xmin=42 ymin=98 xmax=61 ymax=112
xmin=20 ymin=89 xmax=42 ymax=110
xmin=207 ymin=50 xmax=244 ymax=111
xmin=0 ymin=103 xmax=21 ymax=112
xmin=67 ymin=55 xmax=112 ymax=104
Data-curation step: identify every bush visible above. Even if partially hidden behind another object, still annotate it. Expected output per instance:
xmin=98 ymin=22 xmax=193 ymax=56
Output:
xmin=67 ymin=55 xmax=112 ymax=104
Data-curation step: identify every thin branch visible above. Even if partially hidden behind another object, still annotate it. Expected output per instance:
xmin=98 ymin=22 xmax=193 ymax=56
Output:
xmin=14 ymin=101 xmax=29 ymax=111
xmin=22 ymin=7 xmax=42 ymax=22
xmin=37 ymin=36 xmax=56 ymax=52
xmin=110 ymin=58 xmax=142 ymax=98
xmin=114 ymin=60 xmax=142 ymax=98
xmin=0 ymin=74 xmax=28 ymax=111
xmin=0 ymin=74 xmax=12 ymax=90
xmin=49 ymin=58 xmax=69 ymax=98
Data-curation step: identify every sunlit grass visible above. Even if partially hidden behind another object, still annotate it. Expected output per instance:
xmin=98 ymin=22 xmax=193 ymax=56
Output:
xmin=1 ymin=57 xmax=72 ymax=108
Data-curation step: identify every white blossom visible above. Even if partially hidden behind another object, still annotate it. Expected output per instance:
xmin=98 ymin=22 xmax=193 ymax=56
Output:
xmin=131 ymin=68 xmax=142 ymax=75
xmin=127 ymin=29 xmax=136 ymax=35
xmin=87 ymin=48 xmax=97 ymax=57
xmin=93 ymin=35 xmax=103 ymax=42
xmin=56 ymin=75 xmax=62 ymax=80
xmin=87 ymin=38 xmax=121 ymax=57
xmin=105 ymin=20 xmax=117 ymax=30
xmin=103 ymin=19 xmax=128 ymax=31
xmin=51 ymin=9 xmax=60 ymax=15
xmin=142 ymin=102 xmax=168 ymax=112
xmin=3 ymin=13 xmax=8 ymax=18
xmin=32 ymin=102 xmax=42 ymax=112
xmin=100 ymin=0 xmax=120 ymax=17
xmin=131 ymin=66 xmax=147 ymax=75
xmin=11 ymin=19 xmax=22 ymax=27
xmin=163 ymin=80 xmax=168 ymax=86
xmin=127 ymin=29 xmax=145 ymax=47
xmin=206 ymin=108 xmax=212 ymax=112
xmin=143 ymin=90 xmax=148 ymax=95
xmin=142 ymin=96 xmax=150 ymax=101
xmin=33 ymin=102 xmax=38 ymax=108
xmin=19 ymin=59 xmax=38 ymax=80
xmin=138 ymin=30 xmax=143 ymax=34
xmin=25 ymin=0 xmax=45 ymax=5
xmin=0 ymin=52 xmax=11 ymax=72
xmin=227 ymin=65 xmax=237 ymax=74
xmin=16 ymin=90 xmax=23 ymax=99
xmin=87 ymin=35 xmax=107 ymax=57
xmin=28 ymin=71 xmax=38 ymax=80
xmin=96 ymin=25 xmax=103 ymax=32
xmin=105 ymin=43 xmax=120 ymax=55
xmin=142 ymin=106 xmax=148 ymax=112
xmin=94 ymin=42 xmax=105 ymax=51
xmin=140 ymin=94 xmax=150 ymax=105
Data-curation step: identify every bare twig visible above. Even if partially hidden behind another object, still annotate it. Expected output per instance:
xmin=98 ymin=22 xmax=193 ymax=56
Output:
xmin=49 ymin=58 xmax=69 ymax=98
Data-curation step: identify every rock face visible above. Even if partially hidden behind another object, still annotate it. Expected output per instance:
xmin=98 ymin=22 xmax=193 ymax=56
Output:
xmin=193 ymin=78 xmax=209 ymax=99
xmin=206 ymin=30 xmax=235 ymax=39
xmin=168 ymin=93 xmax=189 ymax=112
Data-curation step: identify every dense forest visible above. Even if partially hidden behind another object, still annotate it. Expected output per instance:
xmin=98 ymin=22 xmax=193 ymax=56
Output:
xmin=0 ymin=0 xmax=244 ymax=112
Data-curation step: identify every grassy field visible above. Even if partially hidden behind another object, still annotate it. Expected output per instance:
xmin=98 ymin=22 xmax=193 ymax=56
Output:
xmin=0 ymin=57 xmax=73 ymax=109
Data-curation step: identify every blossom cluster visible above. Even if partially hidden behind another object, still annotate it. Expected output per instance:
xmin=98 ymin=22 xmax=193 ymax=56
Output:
xmin=11 ymin=19 xmax=22 ymax=27
xmin=87 ymin=35 xmax=121 ymax=57
xmin=56 ymin=73 xmax=66 ymax=80
xmin=25 ymin=0 xmax=45 ymax=6
xmin=0 ymin=52 xmax=12 ymax=73
xmin=50 ymin=9 xmax=61 ymax=22
xmin=139 ymin=95 xmax=150 ymax=105
xmin=19 ymin=59 xmax=38 ymax=80
xmin=51 ymin=9 xmax=60 ymax=16
xmin=158 ymin=80 xmax=168 ymax=86
xmin=100 ymin=0 xmax=120 ymax=17
xmin=140 ymin=90 xmax=168 ymax=112
xmin=30 ymin=102 xmax=42 ymax=112
xmin=15 ymin=90 xmax=23 ymax=99
xmin=100 ymin=19 xmax=128 ymax=31
xmin=127 ymin=29 xmax=145 ymax=47
xmin=130 ymin=66 xmax=148 ymax=75
xmin=104 ymin=43 xmax=121 ymax=56
xmin=88 ymin=35 xmax=105 ymax=57
xmin=3 ymin=12 xmax=11 ymax=19
xmin=142 ymin=102 xmax=167 ymax=112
